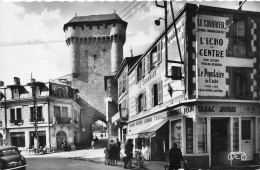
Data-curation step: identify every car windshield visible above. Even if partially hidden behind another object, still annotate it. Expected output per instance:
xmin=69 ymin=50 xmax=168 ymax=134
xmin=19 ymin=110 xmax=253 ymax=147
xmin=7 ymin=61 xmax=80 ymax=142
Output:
xmin=0 ymin=148 xmax=19 ymax=156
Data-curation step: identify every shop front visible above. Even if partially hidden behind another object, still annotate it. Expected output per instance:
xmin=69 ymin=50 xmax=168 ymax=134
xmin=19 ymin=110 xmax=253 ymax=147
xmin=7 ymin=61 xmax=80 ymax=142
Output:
xmin=127 ymin=112 xmax=169 ymax=161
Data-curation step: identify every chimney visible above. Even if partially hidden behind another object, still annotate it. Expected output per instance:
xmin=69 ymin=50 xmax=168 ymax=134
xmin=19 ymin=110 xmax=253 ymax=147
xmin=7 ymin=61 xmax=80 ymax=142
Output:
xmin=237 ymin=1 xmax=243 ymax=10
xmin=14 ymin=77 xmax=20 ymax=85
xmin=0 ymin=81 xmax=4 ymax=87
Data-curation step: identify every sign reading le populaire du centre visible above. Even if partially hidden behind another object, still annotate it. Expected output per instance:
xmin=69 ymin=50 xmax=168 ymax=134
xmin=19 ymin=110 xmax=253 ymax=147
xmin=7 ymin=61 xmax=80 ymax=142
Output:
xmin=197 ymin=15 xmax=228 ymax=97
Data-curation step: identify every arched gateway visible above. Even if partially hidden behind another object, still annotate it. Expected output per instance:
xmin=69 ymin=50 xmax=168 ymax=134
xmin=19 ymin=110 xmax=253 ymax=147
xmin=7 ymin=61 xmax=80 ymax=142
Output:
xmin=62 ymin=13 xmax=127 ymax=146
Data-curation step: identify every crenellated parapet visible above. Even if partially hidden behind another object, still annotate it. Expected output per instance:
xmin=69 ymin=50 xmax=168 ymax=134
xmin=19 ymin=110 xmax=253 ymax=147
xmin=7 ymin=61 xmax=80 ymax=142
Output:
xmin=65 ymin=33 xmax=125 ymax=46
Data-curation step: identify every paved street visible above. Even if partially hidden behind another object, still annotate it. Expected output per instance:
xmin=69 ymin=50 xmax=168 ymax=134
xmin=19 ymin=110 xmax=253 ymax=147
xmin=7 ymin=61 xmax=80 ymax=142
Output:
xmin=26 ymin=158 xmax=124 ymax=170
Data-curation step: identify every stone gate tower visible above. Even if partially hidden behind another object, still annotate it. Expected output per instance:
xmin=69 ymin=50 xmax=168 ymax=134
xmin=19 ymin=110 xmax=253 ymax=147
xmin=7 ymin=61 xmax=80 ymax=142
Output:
xmin=63 ymin=14 xmax=127 ymax=145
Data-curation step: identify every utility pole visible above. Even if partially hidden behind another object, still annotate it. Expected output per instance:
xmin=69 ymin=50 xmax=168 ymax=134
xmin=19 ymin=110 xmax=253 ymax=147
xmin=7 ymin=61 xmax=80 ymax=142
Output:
xmin=28 ymin=76 xmax=39 ymax=150
xmin=0 ymin=82 xmax=7 ymax=146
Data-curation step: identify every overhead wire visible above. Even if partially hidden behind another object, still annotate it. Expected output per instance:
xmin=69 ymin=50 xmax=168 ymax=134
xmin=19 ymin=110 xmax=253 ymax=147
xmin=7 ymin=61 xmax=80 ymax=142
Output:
xmin=121 ymin=1 xmax=142 ymax=19
xmin=118 ymin=1 xmax=136 ymax=16
xmin=125 ymin=1 xmax=149 ymax=21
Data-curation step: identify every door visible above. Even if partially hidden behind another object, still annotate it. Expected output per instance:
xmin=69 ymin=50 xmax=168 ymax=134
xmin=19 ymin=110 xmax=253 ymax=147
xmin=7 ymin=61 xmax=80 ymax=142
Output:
xmin=241 ymin=118 xmax=253 ymax=160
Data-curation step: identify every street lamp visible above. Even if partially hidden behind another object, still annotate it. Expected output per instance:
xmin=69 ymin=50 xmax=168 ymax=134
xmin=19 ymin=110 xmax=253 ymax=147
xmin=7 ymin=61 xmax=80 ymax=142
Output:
xmin=154 ymin=17 xmax=165 ymax=26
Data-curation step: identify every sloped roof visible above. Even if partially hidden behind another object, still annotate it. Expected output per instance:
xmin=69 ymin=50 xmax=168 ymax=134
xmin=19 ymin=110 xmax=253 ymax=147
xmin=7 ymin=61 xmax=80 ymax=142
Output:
xmin=68 ymin=13 xmax=122 ymax=23
xmin=64 ymin=13 xmax=127 ymax=31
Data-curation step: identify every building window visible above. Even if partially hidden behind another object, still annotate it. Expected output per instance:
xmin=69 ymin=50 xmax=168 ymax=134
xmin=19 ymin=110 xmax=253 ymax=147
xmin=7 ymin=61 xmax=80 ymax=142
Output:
xmin=150 ymin=46 xmax=157 ymax=70
xmin=233 ymin=17 xmax=247 ymax=56
xmin=197 ymin=117 xmax=207 ymax=154
xmin=258 ymin=118 xmax=260 ymax=152
xmin=10 ymin=109 xmax=15 ymax=123
xmin=151 ymin=81 xmax=163 ymax=107
xmin=30 ymin=107 xmax=43 ymax=122
xmin=137 ymin=62 xmax=143 ymax=81
xmin=10 ymin=108 xmax=22 ymax=124
xmin=136 ymin=91 xmax=146 ymax=113
xmin=122 ymin=73 xmax=126 ymax=93
xmin=62 ymin=107 xmax=68 ymax=117
xmin=228 ymin=67 xmax=251 ymax=99
xmin=74 ymin=110 xmax=78 ymax=124
xmin=57 ymin=88 xmax=64 ymax=98
xmin=94 ymin=55 xmax=97 ymax=60
xmin=12 ymin=88 xmax=19 ymax=99
xmin=54 ymin=106 xmax=61 ymax=119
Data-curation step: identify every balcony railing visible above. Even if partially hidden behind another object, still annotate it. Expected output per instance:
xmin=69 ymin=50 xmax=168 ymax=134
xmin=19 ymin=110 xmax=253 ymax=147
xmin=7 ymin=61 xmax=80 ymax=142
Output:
xmin=29 ymin=118 xmax=45 ymax=123
xmin=10 ymin=119 xmax=24 ymax=125
xmin=53 ymin=117 xmax=72 ymax=124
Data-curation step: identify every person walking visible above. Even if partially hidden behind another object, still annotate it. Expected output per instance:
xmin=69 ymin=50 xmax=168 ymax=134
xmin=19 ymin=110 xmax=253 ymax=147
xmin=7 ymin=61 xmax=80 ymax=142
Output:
xmin=116 ymin=138 xmax=121 ymax=161
xmin=169 ymin=142 xmax=184 ymax=170
xmin=91 ymin=140 xmax=95 ymax=149
xmin=124 ymin=139 xmax=134 ymax=169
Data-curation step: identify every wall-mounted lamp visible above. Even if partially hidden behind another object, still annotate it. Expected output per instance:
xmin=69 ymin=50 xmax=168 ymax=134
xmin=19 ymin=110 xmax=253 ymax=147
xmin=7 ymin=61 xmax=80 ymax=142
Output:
xmin=154 ymin=17 xmax=165 ymax=26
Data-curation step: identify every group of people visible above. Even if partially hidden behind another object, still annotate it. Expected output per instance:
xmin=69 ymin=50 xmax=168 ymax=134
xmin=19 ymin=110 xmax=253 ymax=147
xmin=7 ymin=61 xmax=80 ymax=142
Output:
xmin=104 ymin=138 xmax=122 ymax=165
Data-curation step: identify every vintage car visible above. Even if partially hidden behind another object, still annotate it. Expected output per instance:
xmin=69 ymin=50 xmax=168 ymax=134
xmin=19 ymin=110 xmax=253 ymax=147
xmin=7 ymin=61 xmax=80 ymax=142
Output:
xmin=0 ymin=146 xmax=27 ymax=170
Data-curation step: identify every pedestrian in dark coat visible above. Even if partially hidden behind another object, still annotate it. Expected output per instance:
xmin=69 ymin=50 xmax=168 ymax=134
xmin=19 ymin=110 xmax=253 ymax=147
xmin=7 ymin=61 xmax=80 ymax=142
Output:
xmin=169 ymin=142 xmax=184 ymax=170
xmin=124 ymin=139 xmax=134 ymax=169
xmin=116 ymin=138 xmax=121 ymax=160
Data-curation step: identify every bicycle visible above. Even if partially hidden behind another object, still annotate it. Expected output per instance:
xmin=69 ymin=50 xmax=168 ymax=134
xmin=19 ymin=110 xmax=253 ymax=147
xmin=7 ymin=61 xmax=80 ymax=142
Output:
xmin=164 ymin=160 xmax=189 ymax=170
xmin=129 ymin=150 xmax=145 ymax=168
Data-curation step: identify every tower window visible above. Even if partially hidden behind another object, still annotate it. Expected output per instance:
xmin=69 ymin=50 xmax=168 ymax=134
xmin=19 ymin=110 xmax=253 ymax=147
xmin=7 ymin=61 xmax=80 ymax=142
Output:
xmin=113 ymin=23 xmax=116 ymax=27
xmin=94 ymin=55 xmax=97 ymax=60
xmin=89 ymin=26 xmax=92 ymax=30
xmin=97 ymin=25 xmax=100 ymax=29
xmin=105 ymin=24 xmax=107 ymax=29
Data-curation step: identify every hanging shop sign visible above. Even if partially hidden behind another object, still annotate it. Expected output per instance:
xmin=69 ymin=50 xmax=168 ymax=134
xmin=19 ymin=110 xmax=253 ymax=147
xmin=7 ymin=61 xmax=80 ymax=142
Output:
xmin=196 ymin=14 xmax=228 ymax=97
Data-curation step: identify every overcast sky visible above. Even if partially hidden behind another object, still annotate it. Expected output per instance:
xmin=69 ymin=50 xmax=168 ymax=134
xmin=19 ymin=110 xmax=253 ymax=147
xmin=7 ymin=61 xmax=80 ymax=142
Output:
xmin=1 ymin=0 xmax=260 ymax=86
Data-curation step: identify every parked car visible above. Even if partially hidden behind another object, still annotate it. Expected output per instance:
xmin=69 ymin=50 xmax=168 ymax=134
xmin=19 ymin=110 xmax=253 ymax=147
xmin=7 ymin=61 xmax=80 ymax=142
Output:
xmin=0 ymin=145 xmax=27 ymax=170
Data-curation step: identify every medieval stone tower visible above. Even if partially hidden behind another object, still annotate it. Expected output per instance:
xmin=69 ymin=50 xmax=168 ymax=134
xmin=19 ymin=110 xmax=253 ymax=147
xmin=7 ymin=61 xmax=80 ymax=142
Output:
xmin=63 ymin=14 xmax=127 ymax=145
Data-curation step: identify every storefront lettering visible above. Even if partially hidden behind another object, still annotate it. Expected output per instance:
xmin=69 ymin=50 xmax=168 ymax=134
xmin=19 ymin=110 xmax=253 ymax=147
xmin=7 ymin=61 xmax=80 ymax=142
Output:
xmin=198 ymin=105 xmax=215 ymax=112
xmin=200 ymin=37 xmax=223 ymax=46
xmin=219 ymin=106 xmax=236 ymax=112
xmin=138 ymin=70 xmax=157 ymax=88
xmin=144 ymin=117 xmax=152 ymax=123
xmin=240 ymin=106 xmax=255 ymax=113
xmin=198 ymin=18 xmax=225 ymax=29
xmin=198 ymin=68 xmax=224 ymax=78
xmin=167 ymin=108 xmax=182 ymax=117
xmin=136 ymin=120 xmax=143 ymax=125
xmin=129 ymin=123 xmax=135 ymax=127
xmin=154 ymin=114 xmax=164 ymax=121
xmin=228 ymin=152 xmax=247 ymax=161
xmin=184 ymin=106 xmax=194 ymax=114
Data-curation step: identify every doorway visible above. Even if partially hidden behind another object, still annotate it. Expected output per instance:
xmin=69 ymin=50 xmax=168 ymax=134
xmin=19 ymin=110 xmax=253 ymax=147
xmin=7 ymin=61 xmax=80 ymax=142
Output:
xmin=211 ymin=118 xmax=230 ymax=166
xmin=241 ymin=118 xmax=254 ymax=161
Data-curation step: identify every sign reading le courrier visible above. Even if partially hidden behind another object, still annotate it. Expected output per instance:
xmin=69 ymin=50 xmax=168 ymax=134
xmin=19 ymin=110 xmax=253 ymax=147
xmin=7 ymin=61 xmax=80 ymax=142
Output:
xmin=197 ymin=15 xmax=228 ymax=97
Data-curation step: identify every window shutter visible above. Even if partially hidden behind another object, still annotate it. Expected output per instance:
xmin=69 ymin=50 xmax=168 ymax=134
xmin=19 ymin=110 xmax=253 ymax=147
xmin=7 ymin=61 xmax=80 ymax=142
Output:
xmin=157 ymin=41 xmax=162 ymax=64
xmin=142 ymin=58 xmax=146 ymax=77
xmin=146 ymin=54 xmax=150 ymax=73
xmin=143 ymin=91 xmax=146 ymax=110
xmin=16 ymin=108 xmax=21 ymax=120
xmin=136 ymin=97 xmax=138 ymax=114
xmin=151 ymin=86 xmax=154 ymax=107
xmin=158 ymin=80 xmax=163 ymax=104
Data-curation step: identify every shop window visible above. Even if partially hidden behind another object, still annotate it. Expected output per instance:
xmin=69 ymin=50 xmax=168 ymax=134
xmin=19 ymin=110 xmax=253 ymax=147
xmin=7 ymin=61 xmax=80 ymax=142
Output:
xmin=11 ymin=132 xmax=25 ymax=147
xmin=171 ymin=119 xmax=182 ymax=149
xmin=197 ymin=117 xmax=207 ymax=154
xmin=258 ymin=118 xmax=260 ymax=152
xmin=228 ymin=67 xmax=251 ymax=99
xmin=232 ymin=118 xmax=239 ymax=151
xmin=30 ymin=107 xmax=43 ymax=122
xmin=186 ymin=118 xmax=193 ymax=154
xmin=233 ymin=17 xmax=247 ymax=56
xmin=136 ymin=91 xmax=146 ymax=113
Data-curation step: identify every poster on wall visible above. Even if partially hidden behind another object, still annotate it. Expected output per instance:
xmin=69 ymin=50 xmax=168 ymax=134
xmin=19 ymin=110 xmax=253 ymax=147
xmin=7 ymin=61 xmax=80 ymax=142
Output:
xmin=196 ymin=15 xmax=228 ymax=96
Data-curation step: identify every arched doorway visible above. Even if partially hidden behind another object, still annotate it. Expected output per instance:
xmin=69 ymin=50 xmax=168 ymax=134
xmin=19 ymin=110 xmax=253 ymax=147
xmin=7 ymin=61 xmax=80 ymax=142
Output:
xmin=56 ymin=131 xmax=67 ymax=151
xmin=91 ymin=119 xmax=107 ymax=148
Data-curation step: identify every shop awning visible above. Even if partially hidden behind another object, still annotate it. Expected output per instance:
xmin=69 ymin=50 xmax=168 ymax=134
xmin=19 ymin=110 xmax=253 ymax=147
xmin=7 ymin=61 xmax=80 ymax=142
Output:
xmin=138 ymin=119 xmax=168 ymax=138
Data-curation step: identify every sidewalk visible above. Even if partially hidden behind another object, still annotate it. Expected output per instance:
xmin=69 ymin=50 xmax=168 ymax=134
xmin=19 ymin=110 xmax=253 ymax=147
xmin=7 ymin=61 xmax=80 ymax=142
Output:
xmin=22 ymin=148 xmax=168 ymax=170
